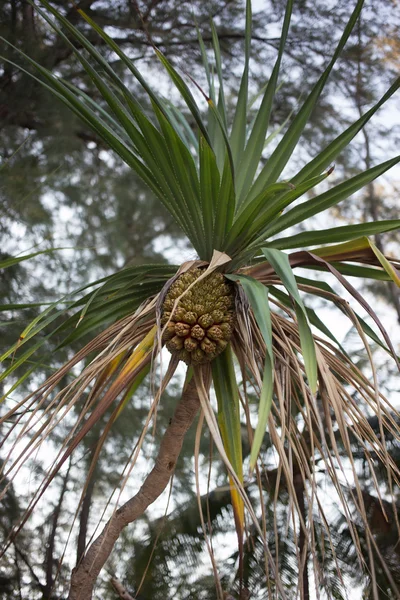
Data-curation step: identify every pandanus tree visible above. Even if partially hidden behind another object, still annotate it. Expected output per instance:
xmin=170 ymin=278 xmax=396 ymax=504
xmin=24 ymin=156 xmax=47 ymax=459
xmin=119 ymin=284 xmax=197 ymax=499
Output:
xmin=1 ymin=0 xmax=400 ymax=598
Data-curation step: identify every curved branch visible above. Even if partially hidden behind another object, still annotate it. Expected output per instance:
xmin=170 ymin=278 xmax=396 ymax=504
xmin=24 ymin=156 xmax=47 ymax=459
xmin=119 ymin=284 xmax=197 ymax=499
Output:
xmin=68 ymin=374 xmax=200 ymax=600
xmin=110 ymin=577 xmax=135 ymax=600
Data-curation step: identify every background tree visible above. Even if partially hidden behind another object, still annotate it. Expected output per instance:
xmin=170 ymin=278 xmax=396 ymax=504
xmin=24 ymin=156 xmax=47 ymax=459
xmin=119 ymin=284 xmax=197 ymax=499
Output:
xmin=1 ymin=1 xmax=400 ymax=599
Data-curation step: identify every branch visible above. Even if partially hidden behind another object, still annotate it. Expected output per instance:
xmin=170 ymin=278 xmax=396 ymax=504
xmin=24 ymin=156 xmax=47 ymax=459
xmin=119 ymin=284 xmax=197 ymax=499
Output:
xmin=76 ymin=447 xmax=97 ymax=565
xmin=13 ymin=543 xmax=45 ymax=594
xmin=68 ymin=374 xmax=201 ymax=600
xmin=44 ymin=461 xmax=71 ymax=598
xmin=110 ymin=577 xmax=135 ymax=600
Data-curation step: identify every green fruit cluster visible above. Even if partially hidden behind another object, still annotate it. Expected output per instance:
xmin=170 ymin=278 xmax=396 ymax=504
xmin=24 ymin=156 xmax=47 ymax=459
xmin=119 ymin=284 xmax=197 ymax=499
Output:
xmin=161 ymin=269 xmax=235 ymax=364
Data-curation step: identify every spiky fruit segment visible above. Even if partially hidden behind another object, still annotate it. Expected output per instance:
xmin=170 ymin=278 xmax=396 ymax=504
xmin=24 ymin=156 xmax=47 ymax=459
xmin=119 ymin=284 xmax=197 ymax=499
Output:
xmin=162 ymin=269 xmax=235 ymax=365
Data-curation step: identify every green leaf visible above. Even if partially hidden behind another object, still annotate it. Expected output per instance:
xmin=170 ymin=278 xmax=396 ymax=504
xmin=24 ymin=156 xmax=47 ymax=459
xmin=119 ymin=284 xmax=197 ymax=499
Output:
xmin=0 ymin=266 xmax=172 ymax=374
xmin=1 ymin=362 xmax=41 ymax=404
xmin=195 ymin=22 xmax=212 ymax=94
xmin=224 ymin=183 xmax=292 ymax=255
xmin=225 ymin=274 xmax=274 ymax=471
xmin=224 ymin=182 xmax=291 ymax=256
xmin=269 ymin=284 xmax=346 ymax=354
xmin=212 ymin=347 xmax=244 ymax=533
xmin=210 ymin=21 xmax=228 ymax=130
xmin=367 ymin=239 xmax=400 ymax=287
xmin=267 ymin=219 xmax=400 ymax=250
xmin=262 ymin=248 xmax=318 ymax=393
xmin=240 ymin=171 xmax=331 ymax=254
xmin=61 ymin=79 xmax=129 ymax=139
xmin=151 ymin=105 xmax=205 ymax=253
xmin=263 ymin=155 xmax=400 ymax=239
xmin=2 ymin=49 xmax=178 ymax=227
xmin=23 ymin=3 xmax=206 ymax=251
xmin=199 ymin=136 xmax=221 ymax=260
xmin=0 ymin=303 xmax=54 ymax=311
xmin=75 ymin=5 xmax=179 ymax=124
xmin=229 ymin=0 xmax=251 ymax=169
xmin=162 ymin=99 xmax=198 ymax=149
xmin=248 ymin=0 xmax=364 ymax=199
xmin=0 ymin=248 xmax=72 ymax=269
xmin=213 ymin=154 xmax=236 ymax=251
xmin=292 ymin=75 xmax=400 ymax=185
xmin=155 ymin=49 xmax=212 ymax=146
xmin=206 ymin=98 xmax=236 ymax=184
xmin=0 ymin=340 xmax=49 ymax=387
xmin=236 ymin=0 xmax=293 ymax=203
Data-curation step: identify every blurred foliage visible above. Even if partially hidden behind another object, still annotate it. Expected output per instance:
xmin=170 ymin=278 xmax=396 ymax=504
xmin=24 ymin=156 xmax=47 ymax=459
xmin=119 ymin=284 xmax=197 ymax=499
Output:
xmin=0 ymin=1 xmax=400 ymax=598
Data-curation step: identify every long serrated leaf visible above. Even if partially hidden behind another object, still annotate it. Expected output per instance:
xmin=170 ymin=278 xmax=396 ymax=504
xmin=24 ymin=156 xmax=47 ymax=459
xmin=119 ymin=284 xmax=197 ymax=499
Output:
xmin=296 ymin=308 xmax=318 ymax=391
xmin=0 ymin=340 xmax=48 ymax=386
xmin=0 ymin=248 xmax=72 ymax=269
xmin=1 ymin=362 xmax=41 ymax=404
xmin=155 ymin=49 xmax=212 ymax=146
xmin=2 ymin=49 xmax=182 ymax=230
xmin=292 ymin=75 xmax=400 ymax=185
xmin=0 ymin=303 xmax=54 ymax=311
xmin=210 ymin=21 xmax=228 ymax=130
xmin=368 ymin=240 xmax=400 ymax=287
xmin=302 ymin=262 xmax=390 ymax=281
xmin=212 ymin=154 xmax=235 ymax=251
xmin=37 ymin=12 xmax=200 ymax=244
xmin=206 ymin=97 xmax=235 ymax=182
xmin=49 ymin=0 xmax=208 ymax=152
xmin=267 ymin=219 xmax=400 ymax=250
xmin=0 ymin=267 xmax=169 ymax=369
xmin=212 ymin=347 xmax=244 ymax=535
xmin=75 ymin=5 xmax=177 ymax=123
xmin=224 ymin=183 xmax=292 ymax=256
xmin=236 ymin=0 xmax=293 ymax=203
xmin=36 ymin=1 xmax=141 ymax=102
xmin=262 ymin=155 xmax=400 ymax=239
xmin=269 ymin=284 xmax=346 ymax=353
xmin=225 ymin=274 xmax=274 ymax=471
xmin=154 ymin=105 xmax=202 ymax=207
xmin=248 ymin=0 xmax=364 ymax=199
xmin=237 ymin=171 xmax=331 ymax=255
xmin=12 ymin=6 xmax=204 ymax=246
xmin=162 ymin=99 xmax=198 ymax=149
xmin=61 ymin=79 xmax=129 ymax=139
xmin=199 ymin=136 xmax=221 ymax=260
xmin=130 ymin=102 xmax=204 ymax=252
xmin=225 ymin=275 xmax=273 ymax=359
xmin=290 ymin=278 xmax=394 ymax=356
xmin=294 ymin=249 xmax=400 ymax=369
xmin=230 ymin=0 xmax=252 ymax=169
xmin=262 ymin=248 xmax=318 ymax=393
xmin=195 ymin=21 xmax=212 ymax=95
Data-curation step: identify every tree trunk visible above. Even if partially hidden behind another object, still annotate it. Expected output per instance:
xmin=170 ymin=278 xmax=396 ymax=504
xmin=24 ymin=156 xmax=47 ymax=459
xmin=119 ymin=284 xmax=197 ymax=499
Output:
xmin=68 ymin=375 xmax=200 ymax=600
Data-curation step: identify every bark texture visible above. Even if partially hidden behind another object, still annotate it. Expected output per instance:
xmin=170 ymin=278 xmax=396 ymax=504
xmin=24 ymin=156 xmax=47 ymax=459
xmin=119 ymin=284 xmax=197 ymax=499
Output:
xmin=68 ymin=375 xmax=200 ymax=600
xmin=110 ymin=577 xmax=135 ymax=600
